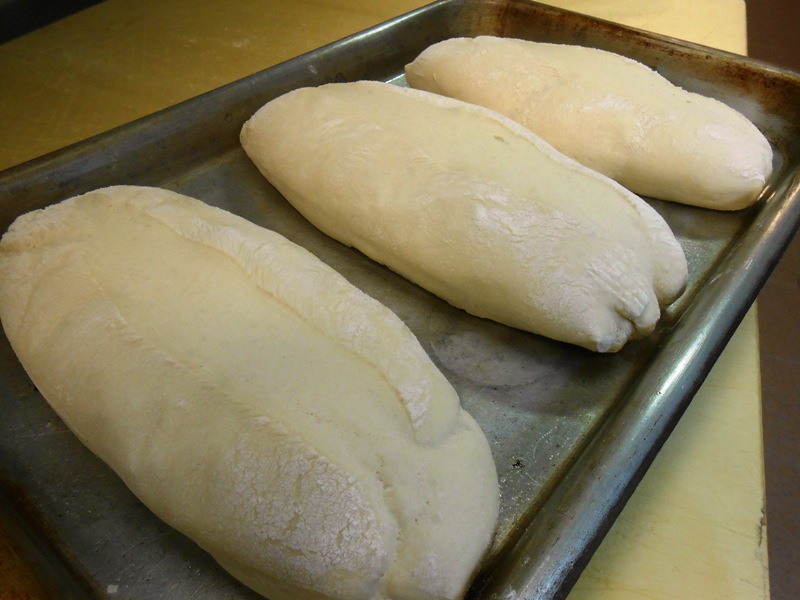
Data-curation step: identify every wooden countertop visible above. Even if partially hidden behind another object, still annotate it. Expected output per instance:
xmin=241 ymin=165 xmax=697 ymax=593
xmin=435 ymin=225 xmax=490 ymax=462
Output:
xmin=0 ymin=1 xmax=768 ymax=599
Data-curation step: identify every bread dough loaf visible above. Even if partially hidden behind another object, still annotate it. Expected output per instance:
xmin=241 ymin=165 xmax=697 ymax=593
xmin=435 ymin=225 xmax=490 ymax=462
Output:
xmin=405 ymin=36 xmax=773 ymax=210
xmin=0 ymin=186 xmax=499 ymax=600
xmin=241 ymin=81 xmax=687 ymax=352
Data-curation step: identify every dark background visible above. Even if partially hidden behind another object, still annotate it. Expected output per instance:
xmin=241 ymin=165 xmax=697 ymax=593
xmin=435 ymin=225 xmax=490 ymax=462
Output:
xmin=0 ymin=0 xmax=797 ymax=598
xmin=0 ymin=0 xmax=104 ymax=44
xmin=748 ymin=1 xmax=800 ymax=599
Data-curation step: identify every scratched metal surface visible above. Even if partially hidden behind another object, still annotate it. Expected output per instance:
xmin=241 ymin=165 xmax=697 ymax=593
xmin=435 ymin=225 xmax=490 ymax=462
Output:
xmin=1 ymin=1 xmax=799 ymax=598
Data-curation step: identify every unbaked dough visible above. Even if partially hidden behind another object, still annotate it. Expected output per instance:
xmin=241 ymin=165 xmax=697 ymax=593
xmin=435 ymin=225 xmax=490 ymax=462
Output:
xmin=241 ymin=81 xmax=688 ymax=352
xmin=405 ymin=36 xmax=773 ymax=210
xmin=0 ymin=186 xmax=499 ymax=600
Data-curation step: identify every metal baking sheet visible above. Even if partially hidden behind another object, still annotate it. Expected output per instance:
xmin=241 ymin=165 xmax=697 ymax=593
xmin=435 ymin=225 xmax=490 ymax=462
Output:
xmin=1 ymin=1 xmax=799 ymax=598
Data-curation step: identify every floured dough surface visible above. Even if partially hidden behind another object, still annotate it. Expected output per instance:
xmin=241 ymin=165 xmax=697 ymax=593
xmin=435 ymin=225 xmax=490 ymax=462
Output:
xmin=0 ymin=185 xmax=499 ymax=600
xmin=405 ymin=36 xmax=773 ymax=210
xmin=241 ymin=81 xmax=687 ymax=352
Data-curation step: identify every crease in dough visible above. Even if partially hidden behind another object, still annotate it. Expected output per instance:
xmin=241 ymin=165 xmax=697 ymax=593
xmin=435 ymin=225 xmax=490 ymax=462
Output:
xmin=133 ymin=190 xmax=453 ymax=441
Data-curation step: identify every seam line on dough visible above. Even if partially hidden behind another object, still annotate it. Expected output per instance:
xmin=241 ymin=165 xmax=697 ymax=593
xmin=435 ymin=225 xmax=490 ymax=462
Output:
xmin=130 ymin=192 xmax=429 ymax=436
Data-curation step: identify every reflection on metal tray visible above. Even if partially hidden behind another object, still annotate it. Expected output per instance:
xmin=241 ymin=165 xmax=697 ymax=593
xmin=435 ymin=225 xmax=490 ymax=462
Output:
xmin=1 ymin=1 xmax=799 ymax=598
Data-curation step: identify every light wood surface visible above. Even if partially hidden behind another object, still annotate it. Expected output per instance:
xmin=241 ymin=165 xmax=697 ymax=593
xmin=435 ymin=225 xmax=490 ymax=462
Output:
xmin=546 ymin=3 xmax=769 ymax=598
xmin=0 ymin=1 xmax=767 ymax=599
